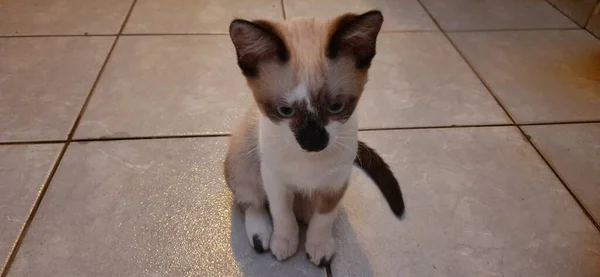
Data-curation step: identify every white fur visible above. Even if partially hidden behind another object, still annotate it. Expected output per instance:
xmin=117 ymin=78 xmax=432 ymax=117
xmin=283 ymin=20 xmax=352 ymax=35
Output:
xmin=305 ymin=207 xmax=339 ymax=264
xmin=245 ymin=204 xmax=272 ymax=251
xmin=261 ymin=168 xmax=299 ymax=260
xmin=287 ymin=84 xmax=315 ymax=112
xmin=258 ymin=112 xmax=358 ymax=261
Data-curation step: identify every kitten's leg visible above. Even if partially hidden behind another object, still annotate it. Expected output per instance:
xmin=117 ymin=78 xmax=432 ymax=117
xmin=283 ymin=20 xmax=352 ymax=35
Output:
xmin=305 ymin=182 xmax=348 ymax=267
xmin=230 ymin=183 xmax=272 ymax=253
xmin=263 ymin=171 xmax=299 ymax=261
xmin=224 ymin=140 xmax=271 ymax=253
xmin=244 ymin=203 xmax=272 ymax=253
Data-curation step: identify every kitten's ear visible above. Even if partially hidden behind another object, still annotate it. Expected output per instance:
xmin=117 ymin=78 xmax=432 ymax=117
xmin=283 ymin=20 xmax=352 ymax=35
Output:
xmin=326 ymin=10 xmax=384 ymax=69
xmin=229 ymin=19 xmax=289 ymax=77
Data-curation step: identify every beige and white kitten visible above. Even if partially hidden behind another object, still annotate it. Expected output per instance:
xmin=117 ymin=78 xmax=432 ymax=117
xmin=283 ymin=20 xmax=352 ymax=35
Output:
xmin=224 ymin=10 xmax=404 ymax=266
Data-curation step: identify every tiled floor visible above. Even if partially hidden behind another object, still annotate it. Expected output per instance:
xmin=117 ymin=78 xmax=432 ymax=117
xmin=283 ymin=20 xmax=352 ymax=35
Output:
xmin=1 ymin=0 xmax=599 ymax=276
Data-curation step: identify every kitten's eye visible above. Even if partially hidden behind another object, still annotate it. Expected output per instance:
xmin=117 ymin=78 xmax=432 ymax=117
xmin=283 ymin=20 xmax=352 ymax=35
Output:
xmin=277 ymin=106 xmax=295 ymax=117
xmin=328 ymin=102 xmax=345 ymax=114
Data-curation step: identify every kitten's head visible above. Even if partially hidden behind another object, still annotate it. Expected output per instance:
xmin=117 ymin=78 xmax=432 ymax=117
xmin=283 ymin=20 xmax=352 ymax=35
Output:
xmin=229 ymin=11 xmax=383 ymax=152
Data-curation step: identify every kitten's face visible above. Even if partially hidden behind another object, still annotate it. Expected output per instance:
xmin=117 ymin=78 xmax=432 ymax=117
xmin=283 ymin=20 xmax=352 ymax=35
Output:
xmin=230 ymin=11 xmax=383 ymax=152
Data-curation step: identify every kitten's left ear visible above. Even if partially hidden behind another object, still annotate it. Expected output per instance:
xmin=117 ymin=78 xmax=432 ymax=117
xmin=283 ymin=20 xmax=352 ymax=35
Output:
xmin=326 ymin=10 xmax=384 ymax=69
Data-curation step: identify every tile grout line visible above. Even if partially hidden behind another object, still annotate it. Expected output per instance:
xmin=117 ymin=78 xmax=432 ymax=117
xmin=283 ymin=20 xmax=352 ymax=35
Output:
xmin=544 ymin=0 xmax=596 ymax=28
xmin=0 ymin=34 xmax=117 ymax=38
xmin=541 ymin=0 xmax=586 ymax=28
xmin=1 ymin=28 xmax=590 ymax=39
xmin=519 ymin=135 xmax=600 ymax=230
xmin=359 ymin=123 xmax=514 ymax=132
xmin=0 ymin=140 xmax=70 ymax=277
xmin=121 ymin=32 xmax=228 ymax=36
xmin=0 ymin=1 xmax=139 ymax=276
xmin=0 ymin=140 xmax=67 ymax=146
xmin=445 ymin=27 xmax=581 ymax=33
xmin=518 ymin=120 xmax=600 ymax=126
xmin=544 ymin=0 xmax=600 ymax=40
xmin=415 ymin=0 xmax=600 ymax=232
xmin=280 ymin=0 xmax=287 ymax=20
xmin=3 ymin=120 xmax=600 ymax=146
xmin=74 ymin=133 xmax=232 ymax=142
xmin=0 ymin=33 xmax=228 ymax=38
xmin=582 ymin=0 xmax=600 ymax=27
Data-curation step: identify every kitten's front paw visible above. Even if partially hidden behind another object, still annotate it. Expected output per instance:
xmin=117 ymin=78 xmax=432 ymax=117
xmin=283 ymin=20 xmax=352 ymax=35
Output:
xmin=245 ymin=209 xmax=273 ymax=253
xmin=270 ymin=232 xmax=299 ymax=261
xmin=305 ymin=235 xmax=336 ymax=267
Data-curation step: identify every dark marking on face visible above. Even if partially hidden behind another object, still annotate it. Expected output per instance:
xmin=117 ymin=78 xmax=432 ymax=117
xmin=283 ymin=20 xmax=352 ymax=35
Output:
xmin=294 ymin=118 xmax=329 ymax=152
xmin=256 ymin=99 xmax=284 ymax=123
xmin=312 ymin=88 xmax=359 ymax=124
xmin=277 ymin=101 xmax=328 ymax=152
xmin=257 ymin=86 xmax=360 ymax=152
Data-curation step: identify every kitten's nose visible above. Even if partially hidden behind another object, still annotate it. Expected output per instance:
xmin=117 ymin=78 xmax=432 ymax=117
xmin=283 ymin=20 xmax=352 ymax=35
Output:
xmin=295 ymin=120 xmax=329 ymax=152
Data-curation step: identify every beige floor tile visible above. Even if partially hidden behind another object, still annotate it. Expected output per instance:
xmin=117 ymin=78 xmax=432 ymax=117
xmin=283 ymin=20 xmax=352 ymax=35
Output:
xmin=421 ymin=0 xmax=576 ymax=30
xmin=587 ymin=5 xmax=600 ymax=38
xmin=0 ymin=37 xmax=114 ymax=142
xmin=75 ymin=36 xmax=250 ymax=139
xmin=7 ymin=138 xmax=323 ymax=277
xmin=449 ymin=30 xmax=600 ymax=123
xmin=0 ymin=144 xmax=62 ymax=273
xmin=358 ymin=33 xmax=510 ymax=129
xmin=283 ymin=0 xmax=437 ymax=31
xmin=0 ymin=0 xmax=133 ymax=35
xmin=332 ymin=128 xmax=600 ymax=276
xmin=547 ymin=0 xmax=597 ymax=26
xmin=124 ymin=0 xmax=283 ymax=34
xmin=524 ymin=123 xmax=600 ymax=223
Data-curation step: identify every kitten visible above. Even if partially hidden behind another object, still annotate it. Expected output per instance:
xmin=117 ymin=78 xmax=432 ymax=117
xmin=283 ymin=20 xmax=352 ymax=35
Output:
xmin=224 ymin=10 xmax=405 ymax=266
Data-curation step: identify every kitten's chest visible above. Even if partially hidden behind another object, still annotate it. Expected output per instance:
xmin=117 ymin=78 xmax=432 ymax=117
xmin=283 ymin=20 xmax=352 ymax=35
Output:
xmin=261 ymin=142 xmax=356 ymax=190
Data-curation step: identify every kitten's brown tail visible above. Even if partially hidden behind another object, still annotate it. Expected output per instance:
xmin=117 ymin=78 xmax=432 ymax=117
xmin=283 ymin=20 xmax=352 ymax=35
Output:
xmin=354 ymin=140 xmax=405 ymax=217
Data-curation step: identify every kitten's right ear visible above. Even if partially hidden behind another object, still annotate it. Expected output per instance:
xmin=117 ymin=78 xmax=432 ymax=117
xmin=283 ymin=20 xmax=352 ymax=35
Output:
xmin=229 ymin=19 xmax=289 ymax=77
xmin=327 ymin=10 xmax=384 ymax=69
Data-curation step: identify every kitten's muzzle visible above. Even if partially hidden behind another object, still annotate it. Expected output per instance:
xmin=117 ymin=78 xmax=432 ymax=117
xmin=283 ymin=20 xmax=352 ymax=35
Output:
xmin=294 ymin=120 xmax=329 ymax=152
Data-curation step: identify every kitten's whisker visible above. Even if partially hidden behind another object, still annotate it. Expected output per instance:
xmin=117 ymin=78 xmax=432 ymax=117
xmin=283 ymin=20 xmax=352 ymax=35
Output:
xmin=333 ymin=140 xmax=353 ymax=153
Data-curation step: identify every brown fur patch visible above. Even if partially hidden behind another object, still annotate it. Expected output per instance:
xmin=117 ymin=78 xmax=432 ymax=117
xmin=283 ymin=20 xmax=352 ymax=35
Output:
xmin=313 ymin=182 xmax=348 ymax=214
xmin=292 ymin=182 xmax=348 ymax=223
xmin=223 ymin=107 xmax=267 ymax=208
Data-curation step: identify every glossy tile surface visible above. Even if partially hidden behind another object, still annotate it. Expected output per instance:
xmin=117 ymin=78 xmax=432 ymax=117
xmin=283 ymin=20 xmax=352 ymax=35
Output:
xmin=421 ymin=0 xmax=576 ymax=30
xmin=547 ymin=0 xmax=598 ymax=26
xmin=0 ymin=37 xmax=114 ymax=142
xmin=75 ymin=36 xmax=250 ymax=139
xmin=0 ymin=0 xmax=133 ymax=35
xmin=283 ymin=0 xmax=437 ymax=31
xmin=524 ymin=123 xmax=600 ymax=223
xmin=333 ymin=128 xmax=600 ymax=276
xmin=3 ymin=1 xmax=600 ymax=276
xmin=449 ymin=30 xmax=600 ymax=123
xmin=124 ymin=0 xmax=283 ymax=34
xmin=8 ymin=138 xmax=324 ymax=277
xmin=359 ymin=33 xmax=510 ymax=129
xmin=0 ymin=144 xmax=61 ymax=273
